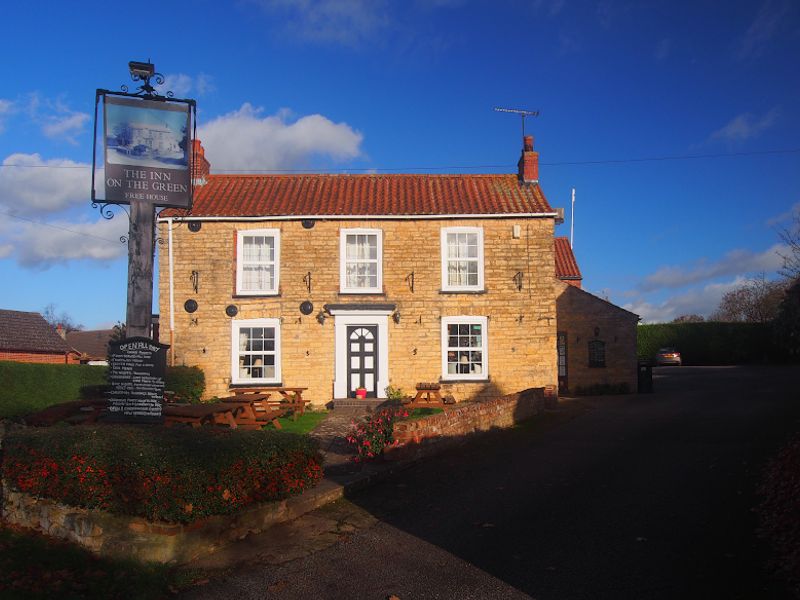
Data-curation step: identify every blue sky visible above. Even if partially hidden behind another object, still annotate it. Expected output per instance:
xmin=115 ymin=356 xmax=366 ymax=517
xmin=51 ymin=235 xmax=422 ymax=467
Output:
xmin=1 ymin=0 xmax=798 ymax=328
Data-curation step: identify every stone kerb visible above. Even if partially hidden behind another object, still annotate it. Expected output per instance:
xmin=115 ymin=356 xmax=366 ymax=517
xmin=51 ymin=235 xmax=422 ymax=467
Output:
xmin=0 ymin=478 xmax=344 ymax=564
xmin=388 ymin=387 xmax=548 ymax=460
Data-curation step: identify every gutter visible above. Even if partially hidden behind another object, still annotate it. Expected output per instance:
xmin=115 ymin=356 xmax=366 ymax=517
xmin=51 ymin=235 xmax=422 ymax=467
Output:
xmin=157 ymin=212 xmax=559 ymax=223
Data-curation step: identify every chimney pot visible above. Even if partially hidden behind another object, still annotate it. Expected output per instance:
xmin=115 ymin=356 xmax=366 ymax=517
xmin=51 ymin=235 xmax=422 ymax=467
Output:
xmin=191 ymin=139 xmax=211 ymax=186
xmin=518 ymin=136 xmax=539 ymax=184
xmin=523 ymin=135 xmax=534 ymax=151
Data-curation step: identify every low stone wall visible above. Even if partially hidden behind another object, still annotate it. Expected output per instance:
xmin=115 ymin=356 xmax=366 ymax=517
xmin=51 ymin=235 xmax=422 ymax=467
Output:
xmin=0 ymin=479 xmax=342 ymax=564
xmin=389 ymin=387 xmax=554 ymax=460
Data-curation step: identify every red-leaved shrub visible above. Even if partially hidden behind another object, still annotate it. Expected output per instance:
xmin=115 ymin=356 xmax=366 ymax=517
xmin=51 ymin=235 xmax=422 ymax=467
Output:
xmin=1 ymin=426 xmax=323 ymax=523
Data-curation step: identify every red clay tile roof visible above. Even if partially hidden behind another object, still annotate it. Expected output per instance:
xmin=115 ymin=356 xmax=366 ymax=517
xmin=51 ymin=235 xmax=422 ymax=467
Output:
xmin=554 ymin=237 xmax=582 ymax=280
xmin=160 ymin=174 xmax=554 ymax=218
xmin=66 ymin=329 xmax=114 ymax=360
xmin=0 ymin=309 xmax=72 ymax=354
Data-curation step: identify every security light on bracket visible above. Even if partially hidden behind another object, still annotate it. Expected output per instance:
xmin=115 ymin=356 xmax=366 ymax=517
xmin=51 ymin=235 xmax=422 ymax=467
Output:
xmin=128 ymin=61 xmax=155 ymax=80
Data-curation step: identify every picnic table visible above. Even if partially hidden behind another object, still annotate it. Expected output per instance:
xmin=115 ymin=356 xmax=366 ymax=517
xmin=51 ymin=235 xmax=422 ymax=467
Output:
xmin=217 ymin=394 xmax=288 ymax=430
xmin=162 ymin=402 xmax=241 ymax=429
xmin=229 ymin=386 xmax=310 ymax=421
xmin=413 ymin=382 xmax=443 ymax=404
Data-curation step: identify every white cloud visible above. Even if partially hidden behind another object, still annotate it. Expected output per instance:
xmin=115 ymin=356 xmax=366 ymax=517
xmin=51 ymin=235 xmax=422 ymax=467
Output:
xmin=41 ymin=112 xmax=90 ymax=143
xmin=1 ymin=214 xmax=127 ymax=268
xmin=161 ymin=74 xmax=193 ymax=97
xmin=738 ymin=0 xmax=791 ymax=60
xmin=195 ymin=74 xmax=215 ymax=96
xmin=0 ymin=99 xmax=14 ymax=133
xmin=0 ymin=153 xmax=93 ymax=214
xmin=638 ymin=244 xmax=786 ymax=292
xmin=0 ymin=152 xmax=124 ymax=267
xmin=624 ymin=278 xmax=746 ymax=323
xmin=160 ymin=73 xmax=214 ymax=97
xmin=197 ymin=103 xmax=363 ymax=171
xmin=709 ymin=108 xmax=779 ymax=143
xmin=24 ymin=94 xmax=90 ymax=144
xmin=254 ymin=0 xmax=390 ymax=46
xmin=765 ymin=202 xmax=800 ymax=227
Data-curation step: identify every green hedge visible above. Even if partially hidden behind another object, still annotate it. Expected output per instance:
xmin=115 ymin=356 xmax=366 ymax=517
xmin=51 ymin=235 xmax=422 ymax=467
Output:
xmin=164 ymin=365 xmax=205 ymax=402
xmin=1 ymin=426 xmax=323 ymax=523
xmin=0 ymin=362 xmax=107 ymax=418
xmin=637 ymin=322 xmax=779 ymax=365
xmin=0 ymin=362 xmax=206 ymax=418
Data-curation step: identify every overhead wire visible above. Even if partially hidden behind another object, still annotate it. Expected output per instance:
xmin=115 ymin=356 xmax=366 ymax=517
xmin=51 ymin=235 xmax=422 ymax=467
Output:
xmin=0 ymin=148 xmax=797 ymax=173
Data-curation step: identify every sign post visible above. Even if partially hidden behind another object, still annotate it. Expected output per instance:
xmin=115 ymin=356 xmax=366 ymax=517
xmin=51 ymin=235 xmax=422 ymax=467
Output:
xmin=91 ymin=61 xmax=196 ymax=421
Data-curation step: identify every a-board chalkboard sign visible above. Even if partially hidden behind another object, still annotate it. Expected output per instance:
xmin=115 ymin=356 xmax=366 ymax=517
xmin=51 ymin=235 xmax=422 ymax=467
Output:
xmin=107 ymin=337 xmax=169 ymax=422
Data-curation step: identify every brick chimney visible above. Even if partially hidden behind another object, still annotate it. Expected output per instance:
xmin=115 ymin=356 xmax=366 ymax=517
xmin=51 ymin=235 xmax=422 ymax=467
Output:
xmin=191 ymin=139 xmax=210 ymax=186
xmin=56 ymin=323 xmax=66 ymax=339
xmin=517 ymin=135 xmax=539 ymax=184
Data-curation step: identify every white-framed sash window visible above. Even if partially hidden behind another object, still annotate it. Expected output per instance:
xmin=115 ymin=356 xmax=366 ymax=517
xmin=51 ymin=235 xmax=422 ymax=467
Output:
xmin=441 ymin=316 xmax=489 ymax=380
xmin=340 ymin=229 xmax=383 ymax=293
xmin=236 ymin=229 xmax=280 ymax=295
xmin=231 ymin=319 xmax=281 ymax=384
xmin=441 ymin=227 xmax=484 ymax=291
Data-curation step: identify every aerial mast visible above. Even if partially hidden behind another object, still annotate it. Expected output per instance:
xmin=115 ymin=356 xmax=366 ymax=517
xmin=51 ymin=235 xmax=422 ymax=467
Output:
xmin=493 ymin=106 xmax=540 ymax=138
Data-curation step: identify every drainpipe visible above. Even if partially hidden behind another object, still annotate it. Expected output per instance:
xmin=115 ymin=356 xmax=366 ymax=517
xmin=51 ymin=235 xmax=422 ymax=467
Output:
xmin=168 ymin=217 xmax=175 ymax=366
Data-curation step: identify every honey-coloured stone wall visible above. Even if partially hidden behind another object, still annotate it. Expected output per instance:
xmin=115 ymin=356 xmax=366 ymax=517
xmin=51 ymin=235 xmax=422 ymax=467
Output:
xmin=555 ymin=281 xmax=639 ymax=393
xmin=158 ymin=217 xmax=559 ymax=405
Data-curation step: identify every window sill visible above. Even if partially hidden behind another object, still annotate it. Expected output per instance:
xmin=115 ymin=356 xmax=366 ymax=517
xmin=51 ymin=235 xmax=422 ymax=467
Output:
xmin=440 ymin=377 xmax=490 ymax=383
xmin=439 ymin=289 xmax=487 ymax=295
xmin=233 ymin=293 xmax=280 ymax=299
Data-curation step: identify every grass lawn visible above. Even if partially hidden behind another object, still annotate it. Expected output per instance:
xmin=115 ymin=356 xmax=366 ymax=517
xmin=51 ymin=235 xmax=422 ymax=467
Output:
xmin=404 ymin=407 xmax=444 ymax=420
xmin=0 ymin=523 xmax=200 ymax=599
xmin=263 ymin=410 xmax=328 ymax=434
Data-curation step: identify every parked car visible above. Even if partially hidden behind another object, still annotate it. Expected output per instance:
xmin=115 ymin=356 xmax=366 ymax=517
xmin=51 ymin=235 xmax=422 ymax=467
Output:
xmin=655 ymin=347 xmax=682 ymax=366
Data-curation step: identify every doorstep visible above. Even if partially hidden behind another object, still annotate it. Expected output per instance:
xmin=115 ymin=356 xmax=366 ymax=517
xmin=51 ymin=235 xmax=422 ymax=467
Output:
xmin=328 ymin=398 xmax=397 ymax=410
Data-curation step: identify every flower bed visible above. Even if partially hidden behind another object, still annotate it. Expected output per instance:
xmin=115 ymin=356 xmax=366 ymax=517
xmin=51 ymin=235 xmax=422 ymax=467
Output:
xmin=1 ymin=426 xmax=322 ymax=524
xmin=346 ymin=408 xmax=409 ymax=461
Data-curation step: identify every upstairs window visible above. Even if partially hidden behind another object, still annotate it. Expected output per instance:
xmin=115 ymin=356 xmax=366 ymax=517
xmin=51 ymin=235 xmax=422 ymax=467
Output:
xmin=588 ymin=340 xmax=606 ymax=368
xmin=236 ymin=229 xmax=280 ymax=295
xmin=441 ymin=227 xmax=484 ymax=291
xmin=340 ymin=229 xmax=382 ymax=293
xmin=441 ymin=316 xmax=489 ymax=380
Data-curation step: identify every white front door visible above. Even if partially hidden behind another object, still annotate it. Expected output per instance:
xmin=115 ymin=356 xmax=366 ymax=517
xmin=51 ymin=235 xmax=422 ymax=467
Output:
xmin=331 ymin=311 xmax=390 ymax=399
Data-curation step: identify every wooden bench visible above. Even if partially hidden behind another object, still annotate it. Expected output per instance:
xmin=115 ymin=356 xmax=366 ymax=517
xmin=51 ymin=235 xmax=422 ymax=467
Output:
xmin=413 ymin=382 xmax=443 ymax=404
xmin=217 ymin=395 xmax=288 ymax=430
xmin=162 ymin=403 xmax=240 ymax=429
xmin=229 ymin=387 xmax=310 ymax=421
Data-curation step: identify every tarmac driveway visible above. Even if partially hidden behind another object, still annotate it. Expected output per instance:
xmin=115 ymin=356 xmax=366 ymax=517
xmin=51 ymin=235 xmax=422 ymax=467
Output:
xmin=183 ymin=365 xmax=800 ymax=599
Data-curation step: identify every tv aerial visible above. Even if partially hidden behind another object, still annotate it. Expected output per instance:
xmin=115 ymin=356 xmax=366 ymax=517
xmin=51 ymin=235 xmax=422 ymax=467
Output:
xmin=493 ymin=107 xmax=540 ymax=137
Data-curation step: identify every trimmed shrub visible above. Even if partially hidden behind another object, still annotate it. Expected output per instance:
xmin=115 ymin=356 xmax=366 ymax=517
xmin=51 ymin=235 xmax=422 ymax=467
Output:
xmin=1 ymin=426 xmax=323 ymax=523
xmin=637 ymin=322 xmax=779 ymax=365
xmin=164 ymin=366 xmax=205 ymax=403
xmin=0 ymin=362 xmax=107 ymax=418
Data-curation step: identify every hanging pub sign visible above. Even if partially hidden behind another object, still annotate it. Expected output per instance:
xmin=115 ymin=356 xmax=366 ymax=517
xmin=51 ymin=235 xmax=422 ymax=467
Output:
xmin=101 ymin=95 xmax=192 ymax=209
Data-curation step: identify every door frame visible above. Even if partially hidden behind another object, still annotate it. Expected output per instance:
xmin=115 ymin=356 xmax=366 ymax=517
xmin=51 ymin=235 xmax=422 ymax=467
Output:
xmin=346 ymin=325 xmax=379 ymax=398
xmin=557 ymin=330 xmax=568 ymax=392
xmin=331 ymin=308 xmax=391 ymax=399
